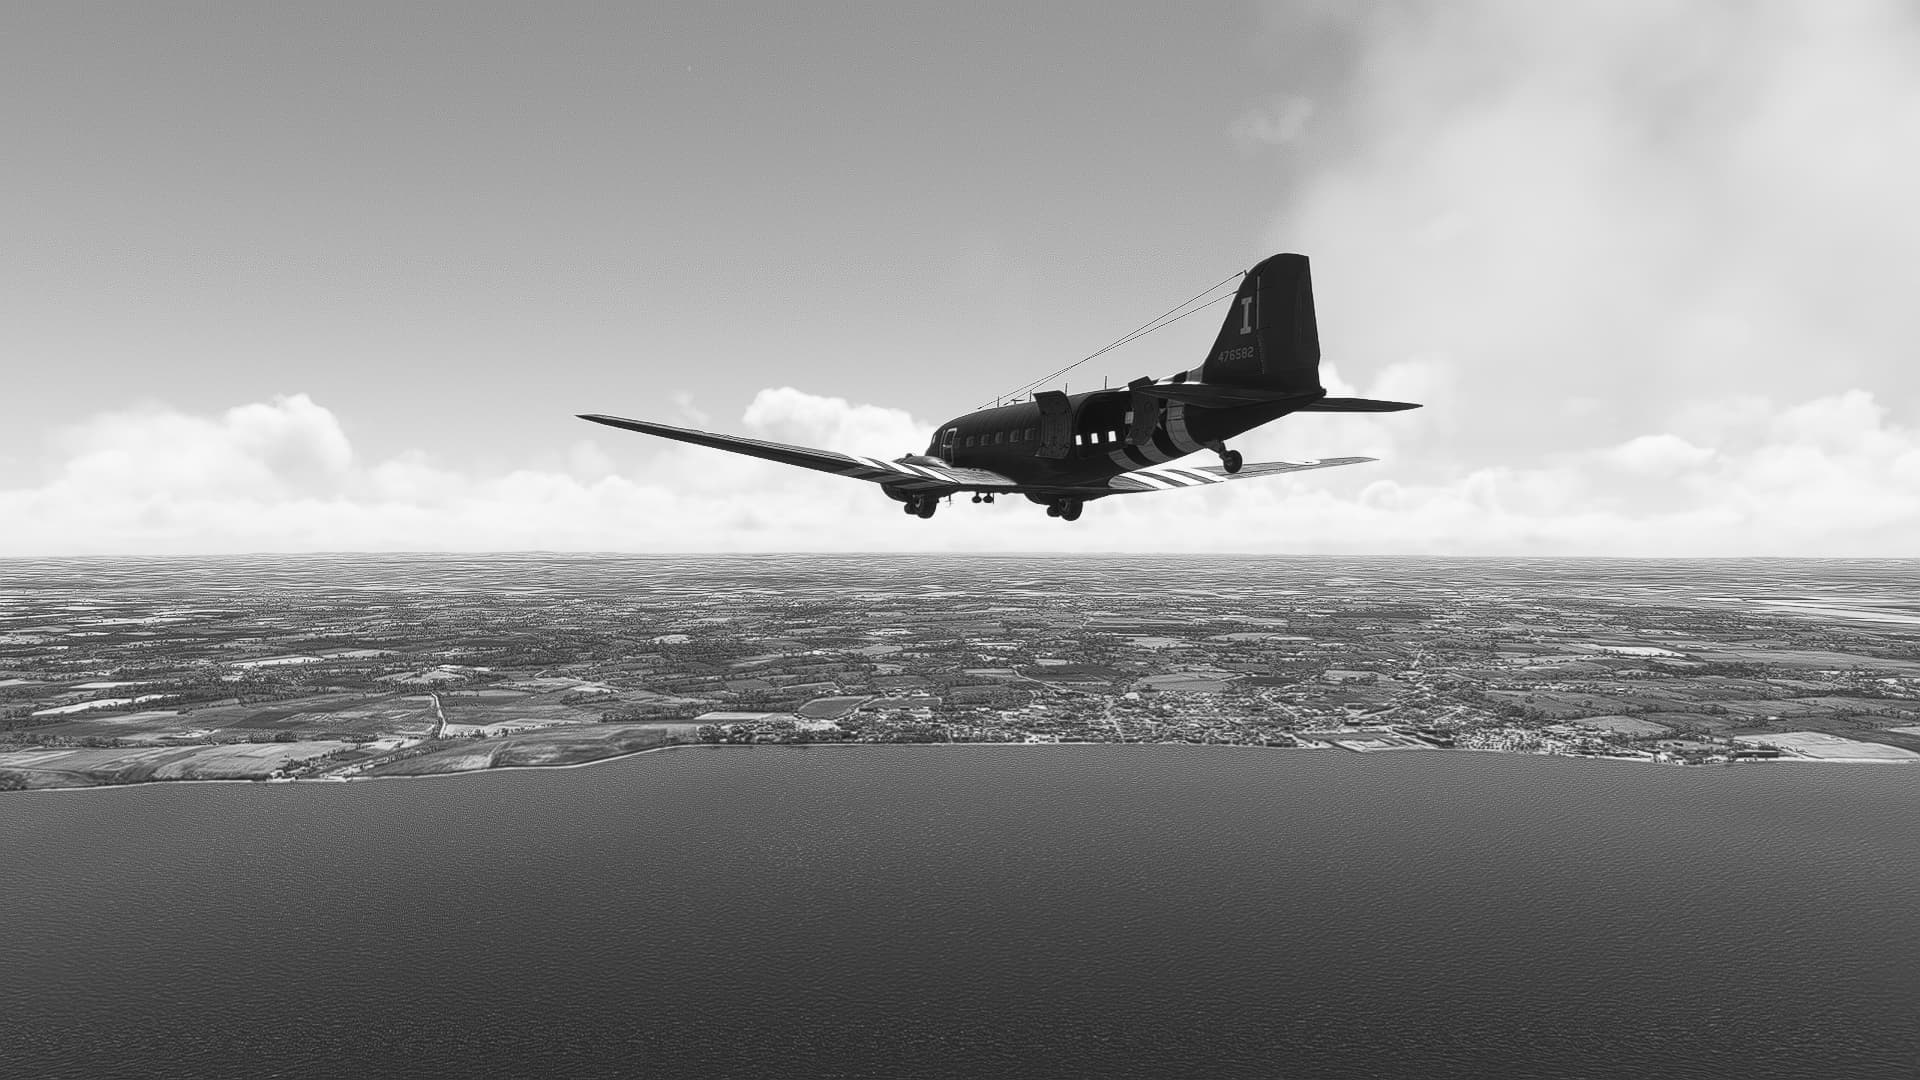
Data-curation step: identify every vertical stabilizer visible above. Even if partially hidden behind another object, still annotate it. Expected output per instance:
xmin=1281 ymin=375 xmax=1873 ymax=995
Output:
xmin=1196 ymin=253 xmax=1322 ymax=395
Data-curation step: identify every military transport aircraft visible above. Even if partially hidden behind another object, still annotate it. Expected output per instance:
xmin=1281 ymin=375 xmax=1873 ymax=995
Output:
xmin=580 ymin=253 xmax=1419 ymax=522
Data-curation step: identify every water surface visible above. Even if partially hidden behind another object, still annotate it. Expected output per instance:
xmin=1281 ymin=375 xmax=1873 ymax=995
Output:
xmin=5 ymin=748 xmax=1917 ymax=1078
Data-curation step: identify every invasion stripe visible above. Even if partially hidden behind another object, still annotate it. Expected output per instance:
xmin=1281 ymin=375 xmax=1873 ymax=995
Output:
xmin=837 ymin=462 xmax=941 ymax=489
xmin=1161 ymin=465 xmax=1223 ymax=485
xmin=1165 ymin=403 xmax=1204 ymax=454
xmin=1124 ymin=473 xmax=1179 ymax=490
xmin=861 ymin=455 xmax=922 ymax=477
xmin=1149 ymin=428 xmax=1184 ymax=462
xmin=1136 ymin=469 xmax=1196 ymax=488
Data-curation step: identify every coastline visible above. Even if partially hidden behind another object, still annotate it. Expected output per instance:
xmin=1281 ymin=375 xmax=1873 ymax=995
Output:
xmin=5 ymin=738 xmax=1913 ymax=795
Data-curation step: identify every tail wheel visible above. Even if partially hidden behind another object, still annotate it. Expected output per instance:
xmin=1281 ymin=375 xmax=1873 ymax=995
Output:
xmin=1221 ymin=449 xmax=1243 ymax=474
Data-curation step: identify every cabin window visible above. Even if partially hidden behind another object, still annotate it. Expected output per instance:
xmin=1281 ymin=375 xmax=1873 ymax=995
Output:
xmin=1025 ymin=427 xmax=1036 ymax=441
xmin=995 ymin=432 xmax=1006 ymax=445
xmin=965 ymin=435 xmax=976 ymax=447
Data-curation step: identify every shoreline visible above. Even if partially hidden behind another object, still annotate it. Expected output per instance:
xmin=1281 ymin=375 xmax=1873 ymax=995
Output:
xmin=4 ymin=738 xmax=1914 ymax=795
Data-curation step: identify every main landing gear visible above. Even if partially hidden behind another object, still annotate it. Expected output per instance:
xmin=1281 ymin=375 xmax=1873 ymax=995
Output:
xmin=1203 ymin=439 xmax=1243 ymax=474
xmin=902 ymin=494 xmax=939 ymax=519
xmin=1045 ymin=498 xmax=1084 ymax=522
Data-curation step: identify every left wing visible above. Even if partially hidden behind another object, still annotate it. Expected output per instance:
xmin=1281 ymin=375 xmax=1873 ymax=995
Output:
xmin=577 ymin=413 xmax=1009 ymax=495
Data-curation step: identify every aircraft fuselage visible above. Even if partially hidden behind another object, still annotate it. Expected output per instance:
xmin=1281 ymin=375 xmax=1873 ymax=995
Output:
xmin=923 ymin=388 xmax=1310 ymax=491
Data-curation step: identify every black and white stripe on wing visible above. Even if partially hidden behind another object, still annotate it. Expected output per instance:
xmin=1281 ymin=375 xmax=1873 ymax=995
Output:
xmin=834 ymin=454 xmax=955 ymax=490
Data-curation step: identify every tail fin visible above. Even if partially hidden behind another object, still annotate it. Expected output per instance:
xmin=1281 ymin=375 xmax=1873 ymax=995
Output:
xmin=1196 ymin=253 xmax=1322 ymax=395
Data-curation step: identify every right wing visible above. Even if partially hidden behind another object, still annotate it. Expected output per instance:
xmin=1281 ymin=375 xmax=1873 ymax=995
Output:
xmin=1101 ymin=457 xmax=1375 ymax=494
xmin=577 ymin=413 xmax=1014 ymax=495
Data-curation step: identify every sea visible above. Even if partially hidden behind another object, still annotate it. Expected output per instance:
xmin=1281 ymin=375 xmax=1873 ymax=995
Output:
xmin=4 ymin=747 xmax=1916 ymax=1079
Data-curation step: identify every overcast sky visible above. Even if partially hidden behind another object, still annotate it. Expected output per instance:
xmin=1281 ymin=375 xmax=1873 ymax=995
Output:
xmin=4 ymin=1 xmax=1917 ymax=555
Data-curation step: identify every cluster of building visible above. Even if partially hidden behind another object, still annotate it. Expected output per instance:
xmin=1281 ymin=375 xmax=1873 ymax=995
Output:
xmin=4 ymin=554 xmax=1919 ymax=786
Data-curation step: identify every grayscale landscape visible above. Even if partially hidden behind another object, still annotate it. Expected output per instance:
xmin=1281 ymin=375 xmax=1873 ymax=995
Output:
xmin=8 ymin=1 xmax=1920 ymax=1075
xmin=6 ymin=554 xmax=1919 ymax=791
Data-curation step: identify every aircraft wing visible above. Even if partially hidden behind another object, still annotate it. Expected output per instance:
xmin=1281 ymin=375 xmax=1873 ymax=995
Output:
xmin=577 ymin=413 xmax=1014 ymax=495
xmin=1100 ymin=457 xmax=1375 ymax=494
xmin=579 ymin=414 xmax=1370 ymax=499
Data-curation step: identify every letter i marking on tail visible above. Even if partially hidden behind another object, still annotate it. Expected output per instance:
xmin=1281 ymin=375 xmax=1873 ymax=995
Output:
xmin=1239 ymin=296 xmax=1254 ymax=335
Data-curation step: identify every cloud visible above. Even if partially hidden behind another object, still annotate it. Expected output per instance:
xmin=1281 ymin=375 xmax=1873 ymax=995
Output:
xmin=739 ymin=387 xmax=929 ymax=459
xmin=1602 ymin=434 xmax=1714 ymax=474
xmin=50 ymin=393 xmax=353 ymax=500
xmin=1257 ymin=0 xmax=1920 ymax=473
xmin=2 ymin=385 xmax=1917 ymax=555
xmin=1230 ymin=96 xmax=1315 ymax=153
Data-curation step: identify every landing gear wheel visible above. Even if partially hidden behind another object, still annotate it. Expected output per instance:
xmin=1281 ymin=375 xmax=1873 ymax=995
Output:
xmin=1046 ymin=503 xmax=1061 ymax=518
xmin=914 ymin=497 xmax=938 ymax=519
xmin=1059 ymin=499 xmax=1083 ymax=522
xmin=902 ymin=498 xmax=917 ymax=515
xmin=1221 ymin=449 xmax=1243 ymax=474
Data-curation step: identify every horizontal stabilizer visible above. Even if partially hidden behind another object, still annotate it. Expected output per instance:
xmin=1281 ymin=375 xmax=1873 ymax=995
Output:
xmin=1292 ymin=397 xmax=1422 ymax=413
xmin=1147 ymin=383 xmax=1323 ymax=409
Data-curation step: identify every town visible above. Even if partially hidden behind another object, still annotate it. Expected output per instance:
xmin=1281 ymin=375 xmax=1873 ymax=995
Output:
xmin=4 ymin=554 xmax=1919 ymax=789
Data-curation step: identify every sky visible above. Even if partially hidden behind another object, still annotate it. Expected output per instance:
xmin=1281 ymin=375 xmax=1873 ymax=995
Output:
xmin=3 ymin=1 xmax=1917 ymax=555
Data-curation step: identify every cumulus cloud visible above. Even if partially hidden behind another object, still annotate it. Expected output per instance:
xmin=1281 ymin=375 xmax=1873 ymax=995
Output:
xmin=1230 ymin=95 xmax=1315 ymax=153
xmin=1602 ymin=434 xmax=1715 ymax=474
xmin=50 ymin=393 xmax=353 ymax=500
xmin=1257 ymin=0 xmax=1920 ymax=471
xmin=2 ymin=385 xmax=1918 ymax=555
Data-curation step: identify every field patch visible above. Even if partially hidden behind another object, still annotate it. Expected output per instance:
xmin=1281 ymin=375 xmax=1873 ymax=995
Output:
xmin=369 ymin=723 xmax=695 ymax=775
xmin=0 ymin=741 xmax=352 ymax=786
xmin=798 ymin=696 xmax=869 ymax=720
xmin=1569 ymin=715 xmax=1672 ymax=737
xmin=1734 ymin=732 xmax=1920 ymax=761
xmin=1135 ymin=673 xmax=1238 ymax=693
